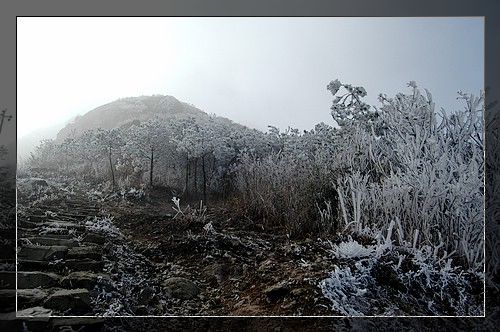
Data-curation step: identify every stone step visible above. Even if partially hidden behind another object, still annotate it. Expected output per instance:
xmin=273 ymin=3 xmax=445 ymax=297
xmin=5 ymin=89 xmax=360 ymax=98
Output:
xmin=18 ymin=259 xmax=54 ymax=272
xmin=65 ymin=259 xmax=105 ymax=272
xmin=18 ymin=258 xmax=105 ymax=273
xmin=17 ymin=289 xmax=48 ymax=309
xmin=53 ymin=212 xmax=90 ymax=220
xmin=61 ymin=271 xmax=110 ymax=290
xmin=18 ymin=231 xmax=105 ymax=245
xmin=22 ymin=237 xmax=80 ymax=248
xmin=43 ymin=288 xmax=91 ymax=314
xmin=67 ymin=246 xmax=102 ymax=260
xmin=0 ymin=307 xmax=52 ymax=331
xmin=28 ymin=233 xmax=74 ymax=239
xmin=2 ymin=305 xmax=52 ymax=318
xmin=42 ymin=221 xmax=86 ymax=231
xmin=18 ymin=245 xmax=68 ymax=261
xmin=17 ymin=272 xmax=61 ymax=289
xmin=38 ymin=227 xmax=77 ymax=236
xmin=82 ymin=233 xmax=106 ymax=245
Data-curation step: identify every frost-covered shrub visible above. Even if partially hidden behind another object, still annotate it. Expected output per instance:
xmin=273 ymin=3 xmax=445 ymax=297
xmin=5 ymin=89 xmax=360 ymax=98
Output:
xmin=319 ymin=263 xmax=372 ymax=316
xmin=330 ymin=237 xmax=376 ymax=259
xmin=320 ymin=238 xmax=483 ymax=316
xmin=86 ymin=216 xmax=122 ymax=238
xmin=330 ymin=81 xmax=484 ymax=270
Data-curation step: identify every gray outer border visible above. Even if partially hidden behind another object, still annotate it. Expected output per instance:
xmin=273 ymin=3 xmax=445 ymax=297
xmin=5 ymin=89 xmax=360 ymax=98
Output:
xmin=2 ymin=0 xmax=499 ymax=330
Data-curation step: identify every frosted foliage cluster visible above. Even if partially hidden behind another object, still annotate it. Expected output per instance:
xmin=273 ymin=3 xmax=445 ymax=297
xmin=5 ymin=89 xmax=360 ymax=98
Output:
xmin=321 ymin=227 xmax=483 ymax=316
xmin=331 ymin=239 xmax=376 ymax=259
xmin=235 ymin=81 xmax=483 ymax=271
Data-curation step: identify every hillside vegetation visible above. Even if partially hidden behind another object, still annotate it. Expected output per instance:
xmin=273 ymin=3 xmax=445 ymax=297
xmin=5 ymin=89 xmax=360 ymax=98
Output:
xmin=18 ymin=80 xmax=485 ymax=316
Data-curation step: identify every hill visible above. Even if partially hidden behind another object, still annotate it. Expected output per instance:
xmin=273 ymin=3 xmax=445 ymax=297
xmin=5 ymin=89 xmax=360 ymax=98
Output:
xmin=56 ymin=95 xmax=209 ymax=141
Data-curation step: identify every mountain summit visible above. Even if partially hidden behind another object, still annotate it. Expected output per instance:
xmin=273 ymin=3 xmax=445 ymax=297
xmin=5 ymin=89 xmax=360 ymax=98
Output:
xmin=56 ymin=95 xmax=206 ymax=141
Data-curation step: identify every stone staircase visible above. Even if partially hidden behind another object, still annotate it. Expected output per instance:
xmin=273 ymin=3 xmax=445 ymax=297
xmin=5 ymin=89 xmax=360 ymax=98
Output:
xmin=0 ymin=198 xmax=108 ymax=330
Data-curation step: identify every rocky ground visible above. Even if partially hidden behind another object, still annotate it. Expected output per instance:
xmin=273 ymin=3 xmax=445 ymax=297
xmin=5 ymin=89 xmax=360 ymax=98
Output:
xmin=0 ymin=176 xmax=492 ymax=331
xmin=5 ymin=178 xmax=336 ymax=319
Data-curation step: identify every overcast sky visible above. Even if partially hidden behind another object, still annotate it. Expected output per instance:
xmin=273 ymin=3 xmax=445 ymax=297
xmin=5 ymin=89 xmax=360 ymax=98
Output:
xmin=17 ymin=17 xmax=484 ymax=138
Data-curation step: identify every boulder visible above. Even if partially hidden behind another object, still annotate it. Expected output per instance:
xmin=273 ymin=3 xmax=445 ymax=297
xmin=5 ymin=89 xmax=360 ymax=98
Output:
xmin=43 ymin=289 xmax=90 ymax=313
xmin=162 ymin=277 xmax=200 ymax=300
xmin=17 ymin=289 xmax=48 ymax=307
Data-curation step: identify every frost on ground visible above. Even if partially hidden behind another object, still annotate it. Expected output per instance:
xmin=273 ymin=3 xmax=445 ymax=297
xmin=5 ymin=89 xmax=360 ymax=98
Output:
xmin=86 ymin=215 xmax=169 ymax=316
xmin=320 ymin=234 xmax=484 ymax=316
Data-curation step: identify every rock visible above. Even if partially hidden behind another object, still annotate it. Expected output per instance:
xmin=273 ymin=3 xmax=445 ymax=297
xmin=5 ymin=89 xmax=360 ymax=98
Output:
xmin=43 ymin=289 xmax=91 ymax=313
xmin=67 ymin=246 xmax=102 ymax=260
xmin=264 ymin=282 xmax=290 ymax=302
xmin=17 ymin=272 xmax=61 ymax=289
xmin=162 ymin=277 xmax=200 ymax=300
xmin=82 ymin=233 xmax=106 ymax=245
xmin=17 ymin=289 xmax=48 ymax=307
xmin=32 ymin=178 xmax=48 ymax=187
xmin=61 ymin=271 xmax=109 ymax=290
xmin=18 ymin=245 xmax=68 ymax=261
xmin=1 ymin=306 xmax=52 ymax=332
xmin=203 ymin=263 xmax=230 ymax=286
xmin=14 ymin=306 xmax=52 ymax=318
xmin=137 ymin=286 xmax=156 ymax=305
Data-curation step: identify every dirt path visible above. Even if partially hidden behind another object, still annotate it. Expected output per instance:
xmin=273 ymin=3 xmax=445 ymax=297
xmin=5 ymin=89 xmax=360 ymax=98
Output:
xmin=108 ymin=199 xmax=336 ymax=316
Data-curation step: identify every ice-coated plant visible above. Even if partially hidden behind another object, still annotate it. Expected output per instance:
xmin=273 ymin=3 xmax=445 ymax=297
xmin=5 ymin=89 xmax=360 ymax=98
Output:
xmin=331 ymin=238 xmax=376 ymax=259
xmin=171 ymin=196 xmax=184 ymax=218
